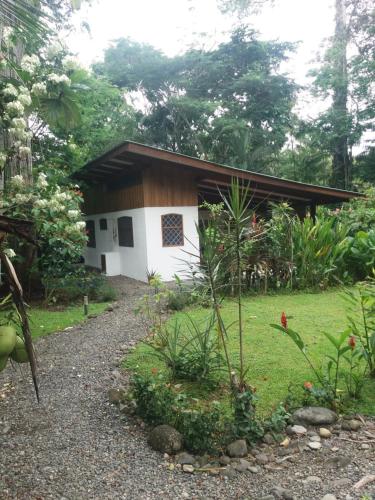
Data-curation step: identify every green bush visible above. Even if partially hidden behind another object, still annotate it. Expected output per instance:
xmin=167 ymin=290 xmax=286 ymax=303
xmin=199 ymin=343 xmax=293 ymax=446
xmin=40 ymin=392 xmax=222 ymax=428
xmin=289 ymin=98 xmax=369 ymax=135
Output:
xmin=131 ymin=372 xmax=224 ymax=453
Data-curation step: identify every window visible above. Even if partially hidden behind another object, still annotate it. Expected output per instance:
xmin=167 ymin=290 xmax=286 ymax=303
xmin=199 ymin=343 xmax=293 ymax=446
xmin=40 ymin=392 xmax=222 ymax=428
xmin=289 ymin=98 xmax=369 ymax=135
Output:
xmin=86 ymin=220 xmax=96 ymax=248
xmin=99 ymin=218 xmax=107 ymax=230
xmin=118 ymin=216 xmax=134 ymax=247
xmin=161 ymin=214 xmax=184 ymax=247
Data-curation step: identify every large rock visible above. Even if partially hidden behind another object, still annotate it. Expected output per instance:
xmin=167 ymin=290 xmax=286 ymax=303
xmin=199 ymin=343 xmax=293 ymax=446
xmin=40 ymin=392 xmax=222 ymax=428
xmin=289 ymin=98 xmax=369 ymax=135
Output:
xmin=227 ymin=439 xmax=248 ymax=458
xmin=292 ymin=407 xmax=337 ymax=426
xmin=148 ymin=425 xmax=183 ymax=454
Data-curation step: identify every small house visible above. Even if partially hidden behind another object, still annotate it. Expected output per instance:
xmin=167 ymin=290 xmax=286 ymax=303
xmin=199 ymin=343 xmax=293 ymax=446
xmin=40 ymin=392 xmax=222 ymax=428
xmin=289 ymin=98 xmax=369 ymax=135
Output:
xmin=78 ymin=141 xmax=359 ymax=282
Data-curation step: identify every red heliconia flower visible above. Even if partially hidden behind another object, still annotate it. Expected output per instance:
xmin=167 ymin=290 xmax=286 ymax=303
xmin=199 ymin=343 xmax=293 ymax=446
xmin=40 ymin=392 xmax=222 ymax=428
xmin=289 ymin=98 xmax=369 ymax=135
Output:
xmin=304 ymin=381 xmax=313 ymax=391
xmin=281 ymin=311 xmax=287 ymax=329
xmin=348 ymin=335 xmax=356 ymax=350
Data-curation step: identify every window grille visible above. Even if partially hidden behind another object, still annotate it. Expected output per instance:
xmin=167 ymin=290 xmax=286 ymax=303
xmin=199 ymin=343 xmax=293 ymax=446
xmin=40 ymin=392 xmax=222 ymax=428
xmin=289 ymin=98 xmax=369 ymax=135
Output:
xmin=161 ymin=214 xmax=184 ymax=247
xmin=118 ymin=216 xmax=134 ymax=247
xmin=99 ymin=218 xmax=107 ymax=230
xmin=86 ymin=220 xmax=96 ymax=248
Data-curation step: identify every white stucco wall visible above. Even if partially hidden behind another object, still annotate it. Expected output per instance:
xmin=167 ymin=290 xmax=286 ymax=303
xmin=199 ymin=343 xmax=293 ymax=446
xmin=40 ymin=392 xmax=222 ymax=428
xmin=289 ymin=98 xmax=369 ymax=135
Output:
xmin=84 ymin=206 xmax=199 ymax=282
xmin=144 ymin=206 xmax=200 ymax=282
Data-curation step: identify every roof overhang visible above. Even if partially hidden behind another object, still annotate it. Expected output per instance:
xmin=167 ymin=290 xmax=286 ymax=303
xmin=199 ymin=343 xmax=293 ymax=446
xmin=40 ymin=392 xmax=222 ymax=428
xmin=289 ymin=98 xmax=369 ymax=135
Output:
xmin=76 ymin=141 xmax=363 ymax=205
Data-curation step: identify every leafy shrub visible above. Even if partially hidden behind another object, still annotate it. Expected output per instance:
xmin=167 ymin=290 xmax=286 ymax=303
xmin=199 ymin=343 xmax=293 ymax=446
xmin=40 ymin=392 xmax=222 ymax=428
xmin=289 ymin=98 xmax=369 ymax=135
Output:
xmin=167 ymin=291 xmax=193 ymax=311
xmin=131 ymin=372 xmax=224 ymax=452
xmin=346 ymin=230 xmax=375 ymax=281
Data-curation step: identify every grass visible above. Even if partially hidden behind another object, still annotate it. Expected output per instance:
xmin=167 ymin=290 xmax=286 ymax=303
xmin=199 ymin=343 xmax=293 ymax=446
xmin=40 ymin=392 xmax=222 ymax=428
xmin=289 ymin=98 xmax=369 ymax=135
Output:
xmin=0 ymin=302 xmax=108 ymax=340
xmin=125 ymin=288 xmax=375 ymax=417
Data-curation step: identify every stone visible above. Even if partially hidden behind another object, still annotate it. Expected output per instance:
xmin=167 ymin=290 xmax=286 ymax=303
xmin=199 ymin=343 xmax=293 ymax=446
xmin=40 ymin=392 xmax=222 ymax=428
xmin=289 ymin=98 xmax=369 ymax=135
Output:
xmin=331 ymin=478 xmax=352 ymax=488
xmin=105 ymin=304 xmax=114 ymax=312
xmin=197 ymin=454 xmax=209 ymax=467
xmin=182 ymin=464 xmax=194 ymax=473
xmin=280 ymin=437 xmax=290 ymax=447
xmin=270 ymin=485 xmax=294 ymax=499
xmin=108 ymin=388 xmax=125 ymax=404
xmin=341 ymin=419 xmax=361 ymax=431
xmin=220 ymin=466 xmax=236 ymax=479
xmin=256 ymin=453 xmax=269 ymax=465
xmin=227 ymin=439 xmax=248 ymax=458
xmin=309 ymin=435 xmax=321 ymax=442
xmin=234 ymin=458 xmax=252 ymax=472
xmin=361 ymin=443 xmax=370 ymax=450
xmin=321 ymin=495 xmax=337 ymax=500
xmin=148 ymin=425 xmax=183 ymax=454
xmin=308 ymin=441 xmax=322 ymax=450
xmin=249 ymin=466 xmax=261 ymax=474
xmin=176 ymin=452 xmax=195 ymax=465
xmin=327 ymin=455 xmax=351 ymax=468
xmin=263 ymin=433 xmax=276 ymax=445
xmin=290 ymin=424 xmax=307 ymax=435
xmin=293 ymin=407 xmax=337 ymax=426
xmin=258 ymin=496 xmax=275 ymax=500
xmin=219 ymin=455 xmax=231 ymax=466
xmin=303 ymin=476 xmax=322 ymax=485
xmin=320 ymin=428 xmax=332 ymax=438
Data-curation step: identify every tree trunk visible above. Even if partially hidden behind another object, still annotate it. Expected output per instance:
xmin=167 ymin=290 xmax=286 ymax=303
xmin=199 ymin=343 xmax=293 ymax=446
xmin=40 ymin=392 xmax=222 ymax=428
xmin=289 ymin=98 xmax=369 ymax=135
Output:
xmin=331 ymin=0 xmax=351 ymax=189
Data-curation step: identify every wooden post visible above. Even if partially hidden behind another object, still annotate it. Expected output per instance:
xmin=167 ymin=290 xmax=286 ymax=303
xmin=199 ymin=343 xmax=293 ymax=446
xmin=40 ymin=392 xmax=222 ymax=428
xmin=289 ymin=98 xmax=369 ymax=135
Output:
xmin=310 ymin=202 xmax=317 ymax=223
xmin=83 ymin=295 xmax=89 ymax=316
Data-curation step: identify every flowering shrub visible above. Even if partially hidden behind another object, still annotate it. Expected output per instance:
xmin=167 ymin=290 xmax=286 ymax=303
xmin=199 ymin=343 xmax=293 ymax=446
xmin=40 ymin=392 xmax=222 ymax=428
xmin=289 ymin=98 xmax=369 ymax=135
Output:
xmin=2 ymin=172 xmax=87 ymax=300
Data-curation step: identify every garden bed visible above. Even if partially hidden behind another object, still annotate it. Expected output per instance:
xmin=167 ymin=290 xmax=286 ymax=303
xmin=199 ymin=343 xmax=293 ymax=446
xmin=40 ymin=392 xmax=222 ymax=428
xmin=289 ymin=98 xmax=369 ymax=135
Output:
xmin=125 ymin=288 xmax=375 ymax=417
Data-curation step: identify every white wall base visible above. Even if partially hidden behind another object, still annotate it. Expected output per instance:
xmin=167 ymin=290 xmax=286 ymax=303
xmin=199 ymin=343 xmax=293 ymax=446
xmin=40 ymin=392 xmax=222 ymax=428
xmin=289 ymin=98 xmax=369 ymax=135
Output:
xmin=84 ymin=206 xmax=199 ymax=282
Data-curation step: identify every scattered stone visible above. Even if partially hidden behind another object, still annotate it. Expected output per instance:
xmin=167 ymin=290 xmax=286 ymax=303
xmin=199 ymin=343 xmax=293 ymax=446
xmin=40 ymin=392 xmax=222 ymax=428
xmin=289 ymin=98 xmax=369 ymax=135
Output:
xmin=361 ymin=443 xmax=370 ymax=450
xmin=280 ymin=437 xmax=290 ymax=447
xmin=219 ymin=455 xmax=231 ymax=466
xmin=220 ymin=466 xmax=236 ymax=479
xmin=303 ymin=476 xmax=322 ymax=485
xmin=234 ymin=459 xmax=252 ymax=472
xmin=182 ymin=464 xmax=194 ymax=473
xmin=309 ymin=435 xmax=321 ymax=442
xmin=249 ymin=466 xmax=261 ymax=474
xmin=320 ymin=428 xmax=332 ymax=438
xmin=108 ymin=388 xmax=125 ymax=404
xmin=258 ymin=496 xmax=275 ymax=500
xmin=256 ymin=453 xmax=269 ymax=465
xmin=327 ymin=455 xmax=351 ymax=468
xmin=263 ymin=433 xmax=276 ymax=445
xmin=105 ymin=304 xmax=114 ymax=312
xmin=227 ymin=439 xmax=248 ymax=458
xmin=87 ymin=314 xmax=98 ymax=319
xmin=321 ymin=495 xmax=337 ymax=500
xmin=293 ymin=407 xmax=337 ymax=426
xmin=197 ymin=454 xmax=209 ymax=467
xmin=290 ymin=425 xmax=307 ymax=435
xmin=270 ymin=485 xmax=294 ymax=499
xmin=1 ymin=424 xmax=11 ymax=435
xmin=148 ymin=425 xmax=183 ymax=454
xmin=331 ymin=478 xmax=352 ymax=488
xmin=308 ymin=442 xmax=322 ymax=450
xmin=341 ymin=419 xmax=361 ymax=431
xmin=176 ymin=452 xmax=195 ymax=465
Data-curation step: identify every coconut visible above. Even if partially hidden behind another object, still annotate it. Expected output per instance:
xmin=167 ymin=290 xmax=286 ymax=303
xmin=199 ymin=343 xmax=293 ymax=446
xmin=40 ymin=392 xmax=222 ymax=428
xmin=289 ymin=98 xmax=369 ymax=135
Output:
xmin=10 ymin=336 xmax=29 ymax=363
xmin=0 ymin=355 xmax=8 ymax=372
xmin=0 ymin=326 xmax=17 ymax=357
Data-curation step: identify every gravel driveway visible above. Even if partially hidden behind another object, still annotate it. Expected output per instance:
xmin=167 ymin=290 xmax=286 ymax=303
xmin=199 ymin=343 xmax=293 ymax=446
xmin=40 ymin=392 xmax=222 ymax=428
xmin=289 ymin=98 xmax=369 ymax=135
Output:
xmin=0 ymin=277 xmax=374 ymax=500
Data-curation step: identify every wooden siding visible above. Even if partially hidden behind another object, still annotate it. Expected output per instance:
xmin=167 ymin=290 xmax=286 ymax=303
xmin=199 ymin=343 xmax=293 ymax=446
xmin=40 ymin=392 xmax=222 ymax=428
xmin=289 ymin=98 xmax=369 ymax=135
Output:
xmin=143 ymin=164 xmax=198 ymax=207
xmin=83 ymin=181 xmax=144 ymax=215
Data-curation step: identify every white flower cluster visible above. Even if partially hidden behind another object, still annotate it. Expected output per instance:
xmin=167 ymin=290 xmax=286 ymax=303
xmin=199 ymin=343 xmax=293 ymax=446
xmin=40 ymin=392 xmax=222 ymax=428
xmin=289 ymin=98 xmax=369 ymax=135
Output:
xmin=2 ymin=26 xmax=14 ymax=45
xmin=31 ymin=82 xmax=47 ymax=97
xmin=62 ymin=56 xmax=80 ymax=71
xmin=68 ymin=209 xmax=80 ymax=219
xmin=18 ymin=146 xmax=31 ymax=159
xmin=48 ymin=73 xmax=71 ymax=86
xmin=6 ymin=100 xmax=25 ymax=117
xmin=34 ymin=198 xmax=48 ymax=208
xmin=3 ymin=248 xmax=16 ymax=258
xmin=20 ymin=54 xmax=40 ymax=74
xmin=36 ymin=172 xmax=48 ymax=189
xmin=14 ymin=192 xmax=33 ymax=204
xmin=46 ymin=40 xmax=65 ymax=59
xmin=18 ymin=87 xmax=32 ymax=107
xmin=10 ymin=174 xmax=25 ymax=188
xmin=2 ymin=84 xmax=18 ymax=97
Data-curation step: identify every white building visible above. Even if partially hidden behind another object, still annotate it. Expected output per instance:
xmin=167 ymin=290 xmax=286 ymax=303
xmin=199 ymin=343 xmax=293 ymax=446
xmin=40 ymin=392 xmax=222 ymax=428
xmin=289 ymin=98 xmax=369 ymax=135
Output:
xmin=79 ymin=141 xmax=358 ymax=282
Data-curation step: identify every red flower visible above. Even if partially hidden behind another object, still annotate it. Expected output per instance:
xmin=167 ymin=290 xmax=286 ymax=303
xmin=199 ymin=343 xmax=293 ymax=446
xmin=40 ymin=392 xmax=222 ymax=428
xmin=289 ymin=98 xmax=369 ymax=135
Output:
xmin=281 ymin=312 xmax=287 ymax=329
xmin=151 ymin=367 xmax=158 ymax=375
xmin=304 ymin=381 xmax=313 ymax=390
xmin=348 ymin=335 xmax=356 ymax=350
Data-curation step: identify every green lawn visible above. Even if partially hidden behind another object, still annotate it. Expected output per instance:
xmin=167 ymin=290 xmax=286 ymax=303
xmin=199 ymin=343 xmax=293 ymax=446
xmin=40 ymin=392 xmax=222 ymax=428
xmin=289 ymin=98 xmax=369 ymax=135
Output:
xmin=1 ymin=302 xmax=108 ymax=340
xmin=125 ymin=288 xmax=375 ymax=416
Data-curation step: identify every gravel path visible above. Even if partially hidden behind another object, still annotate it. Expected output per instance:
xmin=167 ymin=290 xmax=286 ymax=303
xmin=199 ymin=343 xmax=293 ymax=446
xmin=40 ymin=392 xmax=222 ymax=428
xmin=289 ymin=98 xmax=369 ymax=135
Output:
xmin=0 ymin=277 xmax=374 ymax=500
